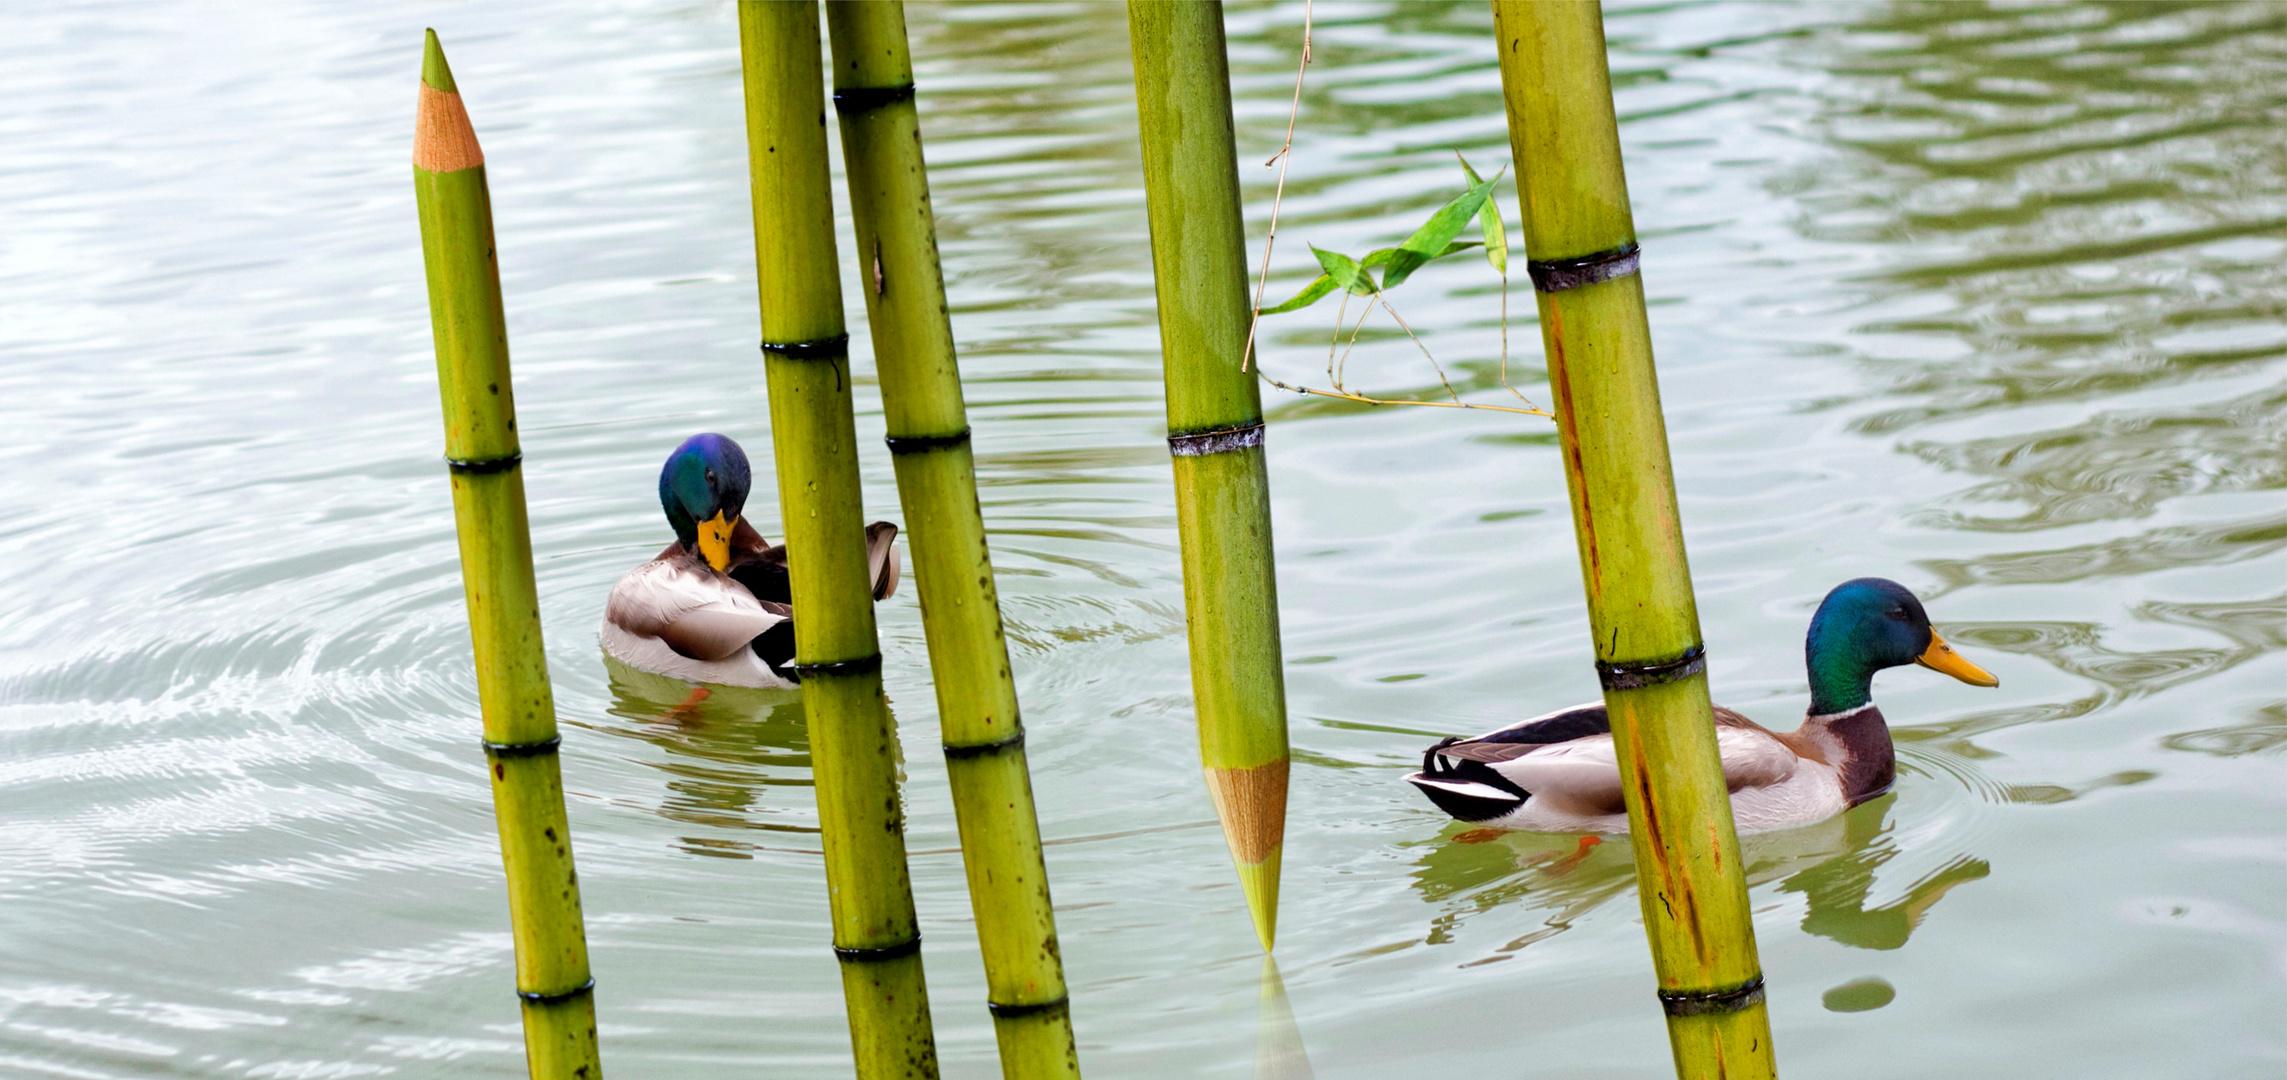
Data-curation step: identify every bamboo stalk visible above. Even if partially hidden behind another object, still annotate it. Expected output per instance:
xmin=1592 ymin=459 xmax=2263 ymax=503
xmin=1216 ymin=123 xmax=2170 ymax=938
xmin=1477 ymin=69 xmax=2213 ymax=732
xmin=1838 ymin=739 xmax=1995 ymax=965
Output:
xmin=1126 ymin=0 xmax=1292 ymax=953
xmin=736 ymin=5 xmax=940 ymax=1077
xmin=1488 ymin=4 xmax=1777 ymax=1078
xmin=823 ymin=5 xmax=1081 ymax=1077
xmin=411 ymin=29 xmax=602 ymax=1079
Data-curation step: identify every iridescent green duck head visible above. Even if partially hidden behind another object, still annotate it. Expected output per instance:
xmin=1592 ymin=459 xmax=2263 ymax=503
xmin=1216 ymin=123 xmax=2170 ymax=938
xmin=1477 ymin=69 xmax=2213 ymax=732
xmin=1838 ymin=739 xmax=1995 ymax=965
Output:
xmin=1806 ymin=577 xmax=1997 ymax=716
xmin=658 ymin=433 xmax=751 ymax=572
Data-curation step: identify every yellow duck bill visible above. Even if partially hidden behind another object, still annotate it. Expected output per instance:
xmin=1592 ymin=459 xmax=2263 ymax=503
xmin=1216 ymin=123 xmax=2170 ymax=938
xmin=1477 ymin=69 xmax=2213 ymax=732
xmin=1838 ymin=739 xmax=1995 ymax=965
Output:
xmin=1916 ymin=630 xmax=1999 ymax=687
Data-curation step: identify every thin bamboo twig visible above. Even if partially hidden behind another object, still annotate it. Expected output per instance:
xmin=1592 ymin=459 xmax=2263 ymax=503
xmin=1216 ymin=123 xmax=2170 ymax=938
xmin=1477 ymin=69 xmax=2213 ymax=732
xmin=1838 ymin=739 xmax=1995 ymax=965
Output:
xmin=1127 ymin=0 xmax=1292 ymax=952
xmin=412 ymin=29 xmax=601 ymax=1078
xmin=1490 ymin=3 xmax=1776 ymax=1077
xmin=1233 ymin=1 xmax=1550 ymax=420
xmin=737 ymin=4 xmax=939 ymax=1076
xmin=1241 ymin=0 xmax=1312 ymax=375
xmin=823 ymin=5 xmax=1081 ymax=1077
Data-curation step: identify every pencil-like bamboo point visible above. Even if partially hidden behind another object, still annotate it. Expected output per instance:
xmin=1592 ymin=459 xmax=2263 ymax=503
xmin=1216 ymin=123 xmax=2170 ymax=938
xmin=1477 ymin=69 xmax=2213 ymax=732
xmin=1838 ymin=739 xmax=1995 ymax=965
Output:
xmin=1489 ymin=4 xmax=1777 ymax=1078
xmin=1126 ymin=0 xmax=1291 ymax=953
xmin=412 ymin=29 xmax=602 ymax=1079
xmin=736 ymin=4 xmax=939 ymax=1077
xmin=824 ymin=4 xmax=1081 ymax=1077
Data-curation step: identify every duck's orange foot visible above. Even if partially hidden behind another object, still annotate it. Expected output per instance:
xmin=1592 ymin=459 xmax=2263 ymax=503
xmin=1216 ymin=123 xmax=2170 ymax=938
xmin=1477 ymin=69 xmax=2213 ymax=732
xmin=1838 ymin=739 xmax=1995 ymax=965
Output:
xmin=1453 ymin=827 xmax=1509 ymax=845
xmin=1544 ymin=834 xmax=1603 ymax=875
xmin=662 ymin=685 xmax=712 ymax=724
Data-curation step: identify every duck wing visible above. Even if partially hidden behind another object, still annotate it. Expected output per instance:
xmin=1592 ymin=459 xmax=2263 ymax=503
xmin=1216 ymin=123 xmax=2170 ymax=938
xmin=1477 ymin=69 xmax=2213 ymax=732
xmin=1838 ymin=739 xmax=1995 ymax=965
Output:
xmin=722 ymin=520 xmax=899 ymax=603
xmin=1434 ymin=702 xmax=1798 ymax=811
xmin=606 ymin=556 xmax=786 ymax=662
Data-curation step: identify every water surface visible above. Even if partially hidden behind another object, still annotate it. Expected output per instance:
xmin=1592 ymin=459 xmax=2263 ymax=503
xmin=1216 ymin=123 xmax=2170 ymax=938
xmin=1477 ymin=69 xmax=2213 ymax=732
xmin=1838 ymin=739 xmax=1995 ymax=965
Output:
xmin=2 ymin=2 xmax=2282 ymax=1076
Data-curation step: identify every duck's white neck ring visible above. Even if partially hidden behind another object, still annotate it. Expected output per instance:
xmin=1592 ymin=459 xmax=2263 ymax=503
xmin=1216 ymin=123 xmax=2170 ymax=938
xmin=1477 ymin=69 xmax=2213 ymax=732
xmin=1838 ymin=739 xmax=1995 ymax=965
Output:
xmin=1806 ymin=702 xmax=1877 ymax=722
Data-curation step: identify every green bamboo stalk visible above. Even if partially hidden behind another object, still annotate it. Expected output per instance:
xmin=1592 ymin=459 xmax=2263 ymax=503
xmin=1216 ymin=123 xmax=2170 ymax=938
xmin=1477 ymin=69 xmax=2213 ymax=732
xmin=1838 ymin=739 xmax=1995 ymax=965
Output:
xmin=736 ymin=4 xmax=940 ymax=1077
xmin=1126 ymin=0 xmax=1291 ymax=953
xmin=823 ymin=5 xmax=1081 ymax=1077
xmin=1488 ymin=4 xmax=1777 ymax=1077
xmin=411 ymin=29 xmax=601 ymax=1079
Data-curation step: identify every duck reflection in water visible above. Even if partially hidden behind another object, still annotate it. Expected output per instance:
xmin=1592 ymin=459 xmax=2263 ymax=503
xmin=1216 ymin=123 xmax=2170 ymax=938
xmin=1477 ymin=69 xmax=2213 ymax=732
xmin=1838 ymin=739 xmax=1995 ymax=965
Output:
xmin=1407 ymin=793 xmax=1986 ymax=957
xmin=597 ymin=653 xmax=819 ymax=857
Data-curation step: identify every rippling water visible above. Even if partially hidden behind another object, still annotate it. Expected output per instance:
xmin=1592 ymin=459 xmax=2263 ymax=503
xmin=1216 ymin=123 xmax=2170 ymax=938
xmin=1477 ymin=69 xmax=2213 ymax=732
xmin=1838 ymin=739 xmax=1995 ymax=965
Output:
xmin=3 ymin=2 xmax=2282 ymax=1076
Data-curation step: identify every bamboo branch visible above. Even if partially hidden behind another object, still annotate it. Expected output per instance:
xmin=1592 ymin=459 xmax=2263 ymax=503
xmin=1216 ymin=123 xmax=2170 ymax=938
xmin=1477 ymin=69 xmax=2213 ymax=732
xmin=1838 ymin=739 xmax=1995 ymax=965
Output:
xmin=1490 ymin=4 xmax=1776 ymax=1077
xmin=737 ymin=5 xmax=940 ymax=1076
xmin=412 ymin=29 xmax=602 ymax=1079
xmin=824 ymin=4 xmax=1082 ymax=1076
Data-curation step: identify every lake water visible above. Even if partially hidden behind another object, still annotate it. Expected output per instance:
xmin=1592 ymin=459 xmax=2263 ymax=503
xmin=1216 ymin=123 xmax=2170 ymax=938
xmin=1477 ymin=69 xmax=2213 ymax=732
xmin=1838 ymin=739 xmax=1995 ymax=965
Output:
xmin=3 ymin=2 xmax=2282 ymax=1077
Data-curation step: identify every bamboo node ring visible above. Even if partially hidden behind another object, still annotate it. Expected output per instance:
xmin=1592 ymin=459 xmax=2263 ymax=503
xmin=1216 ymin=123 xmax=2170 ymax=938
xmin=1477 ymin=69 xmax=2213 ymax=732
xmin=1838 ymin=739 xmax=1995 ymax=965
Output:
xmin=1526 ymin=242 xmax=1641 ymax=293
xmin=793 ymin=653 xmax=883 ymax=677
xmin=885 ymin=428 xmax=972 ymax=455
xmin=1657 ymin=975 xmax=1765 ymax=1017
xmin=445 ymin=452 xmax=522 ymax=475
xmin=832 ymin=83 xmax=916 ymax=114
xmin=987 ymin=994 xmax=1070 ymax=1020
xmin=834 ymin=935 xmax=922 ymax=962
xmin=482 ymin=735 xmax=562 ymax=759
xmin=943 ymin=730 xmax=1025 ymax=760
xmin=516 ymin=977 xmax=594 ymax=1006
xmin=760 ymin=335 xmax=850 ymax=361
xmin=1167 ymin=421 xmax=1266 ymax=457
xmin=1595 ymin=644 xmax=1706 ymax=691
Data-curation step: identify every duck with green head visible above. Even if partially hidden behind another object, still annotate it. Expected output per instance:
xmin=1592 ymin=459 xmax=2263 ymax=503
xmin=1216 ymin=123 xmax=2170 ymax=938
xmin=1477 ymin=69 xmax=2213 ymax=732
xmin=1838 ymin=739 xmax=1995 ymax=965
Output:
xmin=1407 ymin=578 xmax=1997 ymax=833
xmin=601 ymin=433 xmax=899 ymax=688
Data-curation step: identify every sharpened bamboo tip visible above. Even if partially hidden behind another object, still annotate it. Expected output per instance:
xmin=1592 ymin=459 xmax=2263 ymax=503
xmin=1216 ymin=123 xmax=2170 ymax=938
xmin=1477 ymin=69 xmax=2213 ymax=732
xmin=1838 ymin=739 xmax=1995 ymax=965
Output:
xmin=414 ymin=30 xmax=484 ymax=174
xmin=1237 ymin=846 xmax=1282 ymax=952
xmin=1205 ymin=758 xmax=1288 ymax=951
xmin=421 ymin=29 xmax=458 ymax=93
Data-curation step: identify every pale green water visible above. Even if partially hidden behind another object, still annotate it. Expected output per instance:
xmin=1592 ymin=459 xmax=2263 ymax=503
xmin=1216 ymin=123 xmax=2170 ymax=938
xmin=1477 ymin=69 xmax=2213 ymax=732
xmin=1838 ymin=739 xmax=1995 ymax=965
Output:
xmin=2 ymin=2 xmax=2283 ymax=1077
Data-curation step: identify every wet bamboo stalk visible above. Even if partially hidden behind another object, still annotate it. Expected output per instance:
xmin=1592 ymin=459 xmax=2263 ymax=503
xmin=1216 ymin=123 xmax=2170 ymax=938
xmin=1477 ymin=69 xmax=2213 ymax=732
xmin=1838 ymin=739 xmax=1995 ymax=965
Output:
xmin=736 ymin=4 xmax=939 ymax=1077
xmin=411 ymin=29 xmax=601 ymax=1079
xmin=824 ymin=4 xmax=1081 ymax=1077
xmin=1126 ymin=0 xmax=1291 ymax=953
xmin=1489 ymin=3 xmax=1777 ymax=1077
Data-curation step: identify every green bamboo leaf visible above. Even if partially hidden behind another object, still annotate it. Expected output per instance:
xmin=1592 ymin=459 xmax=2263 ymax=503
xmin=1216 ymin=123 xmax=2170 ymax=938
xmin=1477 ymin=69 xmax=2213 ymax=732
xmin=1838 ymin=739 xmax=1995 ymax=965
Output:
xmin=1457 ymin=153 xmax=1508 ymax=275
xmin=1312 ymin=245 xmax=1377 ymax=296
xmin=1259 ymin=273 xmax=1339 ymax=314
xmin=1382 ymin=175 xmax=1498 ymax=289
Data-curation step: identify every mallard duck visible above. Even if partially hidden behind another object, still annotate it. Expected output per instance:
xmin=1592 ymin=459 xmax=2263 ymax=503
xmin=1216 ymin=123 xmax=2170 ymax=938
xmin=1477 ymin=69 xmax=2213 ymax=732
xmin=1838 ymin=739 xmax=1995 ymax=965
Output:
xmin=600 ymin=433 xmax=899 ymax=689
xmin=1406 ymin=578 xmax=1997 ymax=833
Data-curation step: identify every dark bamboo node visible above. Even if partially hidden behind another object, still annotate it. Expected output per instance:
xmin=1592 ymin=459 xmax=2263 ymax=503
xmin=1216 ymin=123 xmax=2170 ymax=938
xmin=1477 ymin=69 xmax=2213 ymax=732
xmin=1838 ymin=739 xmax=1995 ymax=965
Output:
xmin=793 ymin=652 xmax=884 ymax=677
xmin=1658 ymin=975 xmax=1766 ymax=1017
xmin=834 ymin=936 xmax=923 ymax=962
xmin=760 ymin=334 xmax=851 ymax=361
xmin=1166 ymin=420 xmax=1266 ymax=458
xmin=445 ymin=452 xmax=522 ymax=475
xmin=482 ymin=735 xmax=563 ymax=759
xmin=832 ymin=83 xmax=916 ymax=114
xmin=942 ymin=730 xmax=1024 ymax=760
xmin=517 ymin=977 xmax=596 ymax=1006
xmin=884 ymin=428 xmax=971 ymax=455
xmin=986 ymin=995 xmax=1070 ymax=1020
xmin=1525 ymin=242 xmax=1640 ymax=293
xmin=1595 ymin=643 xmax=1706 ymax=691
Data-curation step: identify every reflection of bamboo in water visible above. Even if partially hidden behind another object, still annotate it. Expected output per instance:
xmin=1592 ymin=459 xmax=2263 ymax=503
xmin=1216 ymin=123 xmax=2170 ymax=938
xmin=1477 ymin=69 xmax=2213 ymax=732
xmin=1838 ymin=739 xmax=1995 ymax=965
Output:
xmin=411 ymin=29 xmax=601 ymax=1077
xmin=1489 ymin=4 xmax=1773 ymax=1077
xmin=1254 ymin=956 xmax=1314 ymax=1080
xmin=822 ymin=4 xmax=1081 ymax=1076
xmin=737 ymin=3 xmax=938 ymax=1075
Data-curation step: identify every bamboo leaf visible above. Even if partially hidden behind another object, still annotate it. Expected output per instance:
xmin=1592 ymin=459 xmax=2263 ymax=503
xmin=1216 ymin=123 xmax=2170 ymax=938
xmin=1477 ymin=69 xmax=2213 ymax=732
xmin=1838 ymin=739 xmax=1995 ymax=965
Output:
xmin=1382 ymin=175 xmax=1499 ymax=289
xmin=1458 ymin=153 xmax=1509 ymax=275
xmin=1312 ymin=245 xmax=1378 ymax=296
xmin=1259 ymin=273 xmax=1339 ymax=314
